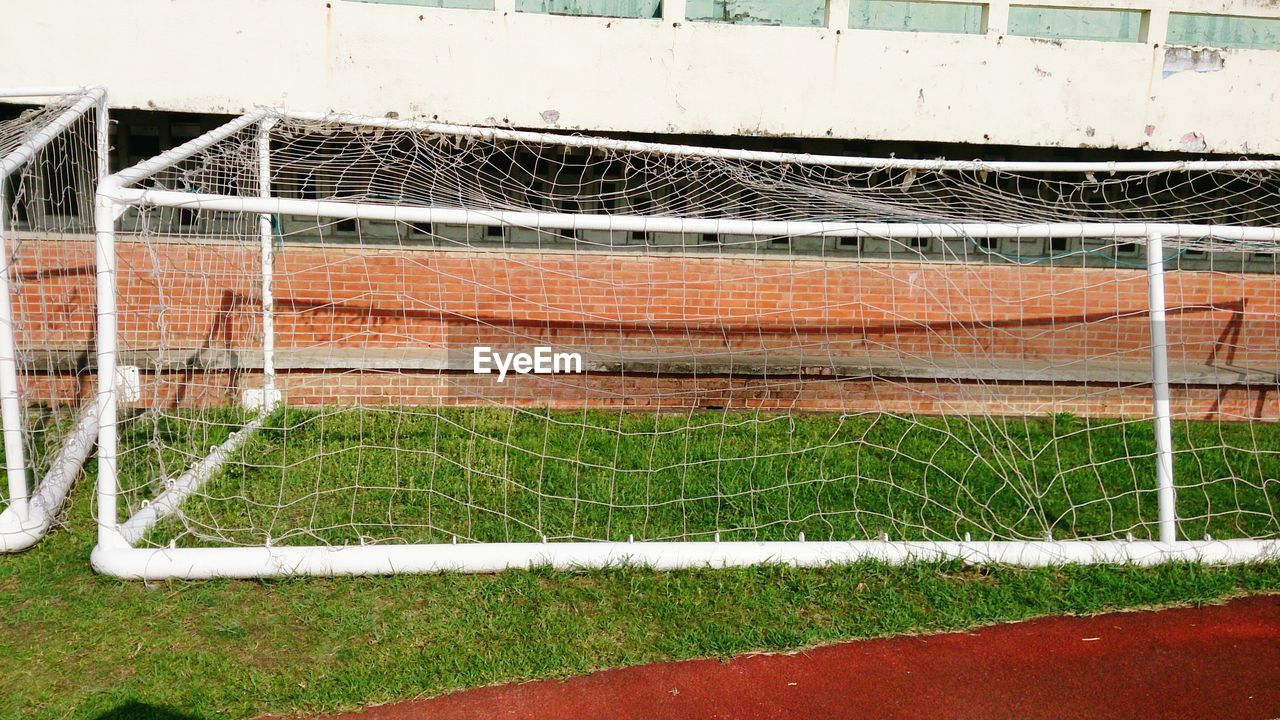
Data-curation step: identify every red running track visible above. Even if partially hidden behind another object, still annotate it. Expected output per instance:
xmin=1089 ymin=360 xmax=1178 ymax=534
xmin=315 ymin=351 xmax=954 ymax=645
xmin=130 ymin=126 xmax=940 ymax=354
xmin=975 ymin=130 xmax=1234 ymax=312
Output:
xmin=314 ymin=595 xmax=1280 ymax=720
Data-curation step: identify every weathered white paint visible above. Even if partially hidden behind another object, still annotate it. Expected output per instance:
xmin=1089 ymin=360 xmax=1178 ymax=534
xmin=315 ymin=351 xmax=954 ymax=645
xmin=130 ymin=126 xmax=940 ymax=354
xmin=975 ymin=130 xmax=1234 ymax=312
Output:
xmin=2 ymin=0 xmax=1279 ymax=153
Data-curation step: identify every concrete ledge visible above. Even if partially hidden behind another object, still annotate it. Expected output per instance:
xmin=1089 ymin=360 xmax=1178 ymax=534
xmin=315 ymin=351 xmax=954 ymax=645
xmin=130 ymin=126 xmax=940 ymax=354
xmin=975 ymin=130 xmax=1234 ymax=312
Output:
xmin=26 ymin=347 xmax=1278 ymax=386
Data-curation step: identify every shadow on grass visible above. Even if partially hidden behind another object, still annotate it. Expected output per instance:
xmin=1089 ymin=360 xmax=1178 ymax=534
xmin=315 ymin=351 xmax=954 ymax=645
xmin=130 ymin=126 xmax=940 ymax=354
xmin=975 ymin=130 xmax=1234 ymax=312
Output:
xmin=93 ymin=702 xmax=203 ymax=720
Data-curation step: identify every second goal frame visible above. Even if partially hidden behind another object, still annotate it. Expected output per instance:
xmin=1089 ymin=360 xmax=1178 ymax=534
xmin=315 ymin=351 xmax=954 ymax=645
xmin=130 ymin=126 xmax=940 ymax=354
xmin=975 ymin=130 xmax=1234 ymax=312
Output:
xmin=90 ymin=107 xmax=1280 ymax=579
xmin=0 ymin=86 xmax=107 ymax=552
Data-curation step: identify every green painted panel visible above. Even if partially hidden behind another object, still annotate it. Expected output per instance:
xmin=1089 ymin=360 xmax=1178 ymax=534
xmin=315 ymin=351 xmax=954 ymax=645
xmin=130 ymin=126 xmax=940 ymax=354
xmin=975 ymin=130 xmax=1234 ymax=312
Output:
xmin=686 ymin=0 xmax=826 ymax=27
xmin=1167 ymin=13 xmax=1280 ymax=51
xmin=1008 ymin=5 xmax=1145 ymax=43
xmin=344 ymin=0 xmax=495 ymax=8
xmin=849 ymin=0 xmax=985 ymax=34
xmin=516 ymin=0 xmax=663 ymax=18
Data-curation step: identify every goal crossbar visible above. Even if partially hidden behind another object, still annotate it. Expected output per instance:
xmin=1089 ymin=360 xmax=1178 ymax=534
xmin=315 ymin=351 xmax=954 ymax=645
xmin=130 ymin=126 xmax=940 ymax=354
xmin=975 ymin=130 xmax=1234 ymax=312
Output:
xmin=109 ymin=185 xmax=1280 ymax=243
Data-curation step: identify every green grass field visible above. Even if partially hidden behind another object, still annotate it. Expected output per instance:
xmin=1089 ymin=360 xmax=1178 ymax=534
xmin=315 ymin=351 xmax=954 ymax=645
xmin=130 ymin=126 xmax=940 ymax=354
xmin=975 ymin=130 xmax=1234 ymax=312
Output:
xmin=4 ymin=481 xmax=1280 ymax=720
xmin=119 ymin=407 xmax=1280 ymax=548
xmin=1 ymin=408 xmax=1278 ymax=719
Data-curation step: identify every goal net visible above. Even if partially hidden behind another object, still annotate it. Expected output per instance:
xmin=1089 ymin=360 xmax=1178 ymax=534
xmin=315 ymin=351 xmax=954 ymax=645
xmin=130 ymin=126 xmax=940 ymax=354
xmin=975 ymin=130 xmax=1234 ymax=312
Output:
xmin=0 ymin=87 xmax=105 ymax=551
xmin=91 ymin=109 xmax=1280 ymax=578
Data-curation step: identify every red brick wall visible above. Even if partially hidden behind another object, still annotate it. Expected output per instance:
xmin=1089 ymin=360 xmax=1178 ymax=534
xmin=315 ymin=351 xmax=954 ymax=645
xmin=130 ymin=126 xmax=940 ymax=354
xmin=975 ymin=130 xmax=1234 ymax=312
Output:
xmin=12 ymin=239 xmax=1280 ymax=421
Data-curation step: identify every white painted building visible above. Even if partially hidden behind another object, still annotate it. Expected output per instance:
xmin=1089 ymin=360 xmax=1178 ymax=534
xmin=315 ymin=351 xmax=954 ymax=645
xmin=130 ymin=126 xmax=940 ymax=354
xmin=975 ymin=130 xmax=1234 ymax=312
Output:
xmin=2 ymin=0 xmax=1280 ymax=154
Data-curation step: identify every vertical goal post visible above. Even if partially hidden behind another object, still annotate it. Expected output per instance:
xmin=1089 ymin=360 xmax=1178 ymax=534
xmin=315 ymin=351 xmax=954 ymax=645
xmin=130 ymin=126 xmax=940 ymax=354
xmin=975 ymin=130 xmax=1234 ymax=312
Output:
xmin=0 ymin=86 xmax=107 ymax=552
xmin=91 ymin=107 xmax=1280 ymax=579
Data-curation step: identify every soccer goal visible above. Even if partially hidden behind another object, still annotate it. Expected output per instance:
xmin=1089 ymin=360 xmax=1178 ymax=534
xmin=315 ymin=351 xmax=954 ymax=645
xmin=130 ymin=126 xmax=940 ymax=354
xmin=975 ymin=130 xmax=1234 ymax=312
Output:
xmin=90 ymin=108 xmax=1280 ymax=579
xmin=0 ymin=87 xmax=106 ymax=552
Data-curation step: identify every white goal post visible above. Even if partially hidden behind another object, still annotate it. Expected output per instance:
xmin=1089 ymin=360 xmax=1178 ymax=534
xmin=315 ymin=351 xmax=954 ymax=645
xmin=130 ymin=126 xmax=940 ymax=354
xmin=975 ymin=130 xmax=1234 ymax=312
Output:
xmin=91 ymin=107 xmax=1280 ymax=579
xmin=0 ymin=86 xmax=106 ymax=552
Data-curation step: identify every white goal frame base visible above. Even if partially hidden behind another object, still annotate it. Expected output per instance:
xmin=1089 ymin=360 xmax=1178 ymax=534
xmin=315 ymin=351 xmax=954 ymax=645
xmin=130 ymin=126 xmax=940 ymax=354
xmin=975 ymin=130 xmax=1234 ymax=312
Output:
xmin=89 ymin=536 xmax=1280 ymax=580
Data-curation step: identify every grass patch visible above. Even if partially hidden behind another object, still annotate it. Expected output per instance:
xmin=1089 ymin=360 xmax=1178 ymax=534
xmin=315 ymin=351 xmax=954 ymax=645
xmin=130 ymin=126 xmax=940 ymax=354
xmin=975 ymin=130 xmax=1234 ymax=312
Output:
xmin=111 ymin=407 xmax=1280 ymax=548
xmin=1 ymin=407 xmax=1276 ymax=718
xmin=1 ymin=486 xmax=1279 ymax=719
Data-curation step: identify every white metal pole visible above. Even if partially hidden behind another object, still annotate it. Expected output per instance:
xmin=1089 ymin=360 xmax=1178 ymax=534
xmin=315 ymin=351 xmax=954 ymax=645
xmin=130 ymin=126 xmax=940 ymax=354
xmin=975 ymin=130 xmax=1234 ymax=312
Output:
xmin=0 ymin=90 xmax=102 ymax=179
xmin=94 ymin=89 xmax=109 ymax=185
xmin=95 ymin=180 xmax=120 ymax=545
xmin=112 ymin=109 xmax=270 ymax=189
xmin=258 ymin=118 xmax=277 ymax=403
xmin=0 ymin=178 xmax=28 ymax=522
xmin=0 ymin=401 xmax=101 ymax=552
xmin=104 ymin=189 xmax=1280 ymax=243
xmin=116 ymin=410 xmax=269 ymax=545
xmin=0 ymin=86 xmax=93 ymax=99
xmin=1146 ymin=231 xmax=1177 ymax=544
xmin=90 ymin=538 xmax=1280 ymax=580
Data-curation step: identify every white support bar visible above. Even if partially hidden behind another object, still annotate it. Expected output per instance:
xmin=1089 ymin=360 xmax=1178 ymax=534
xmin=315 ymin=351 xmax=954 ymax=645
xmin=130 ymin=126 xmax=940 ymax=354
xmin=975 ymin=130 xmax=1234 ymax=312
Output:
xmin=0 ymin=86 xmax=98 ymax=99
xmin=275 ymin=109 xmax=1280 ymax=174
xmin=116 ymin=410 xmax=270 ymax=545
xmin=0 ymin=87 xmax=104 ymax=179
xmin=1147 ymin=231 xmax=1177 ymax=544
xmin=94 ymin=184 xmax=120 ymax=546
xmin=0 ymin=178 xmax=26 ymax=522
xmin=31 ymin=401 xmax=99 ymax=519
xmin=90 ymin=539 xmax=1280 ymax=580
xmin=111 ymin=108 xmax=270 ymax=189
xmin=108 ymin=187 xmax=1280 ymax=243
xmin=258 ymin=118 xmax=278 ymax=405
xmin=0 ymin=401 xmax=99 ymax=551
xmin=94 ymin=87 xmax=109 ymax=187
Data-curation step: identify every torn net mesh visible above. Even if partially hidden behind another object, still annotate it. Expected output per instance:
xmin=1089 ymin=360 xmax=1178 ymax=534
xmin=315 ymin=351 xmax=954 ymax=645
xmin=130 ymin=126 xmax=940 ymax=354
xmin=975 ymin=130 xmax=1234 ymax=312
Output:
xmin=110 ymin=113 xmax=1280 ymax=549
